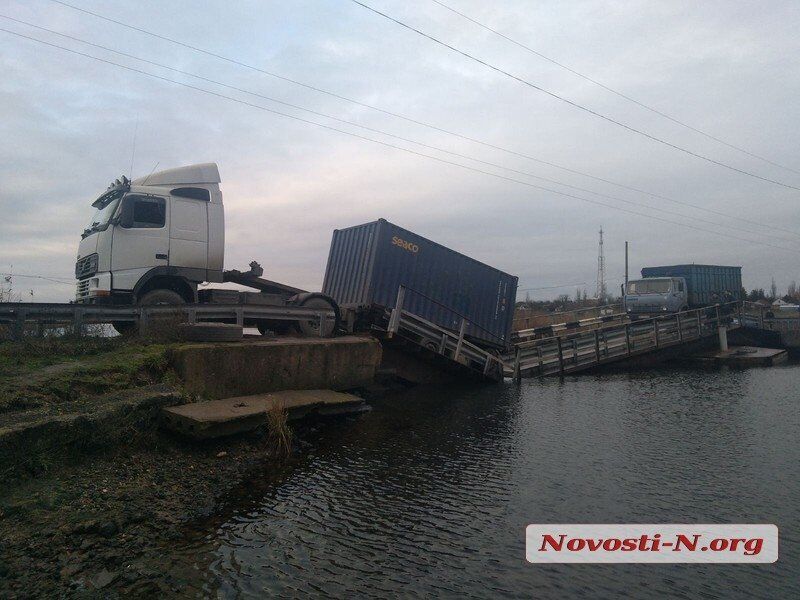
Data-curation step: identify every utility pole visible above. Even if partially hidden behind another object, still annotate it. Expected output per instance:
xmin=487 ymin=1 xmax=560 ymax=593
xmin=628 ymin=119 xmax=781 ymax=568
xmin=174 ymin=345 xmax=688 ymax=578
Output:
xmin=596 ymin=227 xmax=606 ymax=302
xmin=624 ymin=241 xmax=629 ymax=287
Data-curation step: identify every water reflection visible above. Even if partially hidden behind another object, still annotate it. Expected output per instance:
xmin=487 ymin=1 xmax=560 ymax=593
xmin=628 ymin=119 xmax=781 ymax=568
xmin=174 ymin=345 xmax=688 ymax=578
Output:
xmin=177 ymin=364 xmax=800 ymax=599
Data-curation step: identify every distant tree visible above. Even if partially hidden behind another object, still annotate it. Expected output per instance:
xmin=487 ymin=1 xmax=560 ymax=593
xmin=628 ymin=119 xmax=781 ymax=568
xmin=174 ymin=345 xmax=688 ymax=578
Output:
xmin=788 ymin=281 xmax=797 ymax=299
xmin=524 ymin=292 xmax=531 ymax=305
xmin=747 ymin=288 xmax=766 ymax=302
xmin=770 ymin=277 xmax=777 ymax=300
xmin=0 ymin=272 xmax=18 ymax=303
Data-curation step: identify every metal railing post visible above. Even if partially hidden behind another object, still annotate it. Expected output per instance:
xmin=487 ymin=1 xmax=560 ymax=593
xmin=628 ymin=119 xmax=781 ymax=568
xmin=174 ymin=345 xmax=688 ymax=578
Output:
xmin=454 ymin=318 xmax=467 ymax=360
xmin=653 ymin=319 xmax=660 ymax=347
xmin=624 ymin=323 xmax=631 ymax=355
xmin=696 ymin=311 xmax=702 ymax=338
xmin=593 ymin=330 xmax=600 ymax=363
xmin=73 ymin=306 xmax=84 ymax=335
xmin=387 ymin=285 xmax=405 ymax=334
xmin=556 ymin=336 xmax=565 ymax=375
xmin=13 ymin=309 xmax=26 ymax=341
xmin=676 ymin=312 xmax=683 ymax=342
xmin=513 ymin=347 xmax=521 ymax=381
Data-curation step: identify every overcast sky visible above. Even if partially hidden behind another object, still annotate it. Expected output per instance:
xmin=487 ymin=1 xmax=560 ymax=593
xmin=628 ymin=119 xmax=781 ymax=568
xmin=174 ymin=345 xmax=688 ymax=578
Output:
xmin=1 ymin=0 xmax=798 ymax=302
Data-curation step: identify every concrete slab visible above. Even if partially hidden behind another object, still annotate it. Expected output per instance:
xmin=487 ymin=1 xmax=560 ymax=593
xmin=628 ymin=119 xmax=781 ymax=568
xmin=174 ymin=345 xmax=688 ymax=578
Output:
xmin=689 ymin=346 xmax=788 ymax=367
xmin=162 ymin=389 xmax=365 ymax=439
xmin=169 ymin=336 xmax=382 ymax=398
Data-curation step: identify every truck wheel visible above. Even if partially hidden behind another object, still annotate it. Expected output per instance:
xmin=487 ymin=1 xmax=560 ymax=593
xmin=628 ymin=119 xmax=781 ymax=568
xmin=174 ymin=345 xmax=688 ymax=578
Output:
xmin=295 ymin=295 xmax=339 ymax=338
xmin=139 ymin=289 xmax=186 ymax=306
xmin=137 ymin=289 xmax=186 ymax=337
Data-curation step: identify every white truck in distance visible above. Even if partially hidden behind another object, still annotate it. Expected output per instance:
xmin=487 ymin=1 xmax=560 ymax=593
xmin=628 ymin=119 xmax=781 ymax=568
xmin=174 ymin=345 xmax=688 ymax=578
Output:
xmin=624 ymin=264 xmax=742 ymax=315
xmin=74 ymin=163 xmax=338 ymax=334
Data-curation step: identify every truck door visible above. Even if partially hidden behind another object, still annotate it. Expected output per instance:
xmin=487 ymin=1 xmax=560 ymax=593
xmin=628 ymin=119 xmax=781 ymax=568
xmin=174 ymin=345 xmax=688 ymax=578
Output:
xmin=168 ymin=197 xmax=208 ymax=270
xmin=110 ymin=195 xmax=169 ymax=291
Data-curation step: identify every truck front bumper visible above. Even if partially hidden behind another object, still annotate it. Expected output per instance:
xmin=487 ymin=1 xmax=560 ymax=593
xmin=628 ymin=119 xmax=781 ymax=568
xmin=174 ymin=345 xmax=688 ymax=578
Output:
xmin=75 ymin=271 xmax=117 ymax=303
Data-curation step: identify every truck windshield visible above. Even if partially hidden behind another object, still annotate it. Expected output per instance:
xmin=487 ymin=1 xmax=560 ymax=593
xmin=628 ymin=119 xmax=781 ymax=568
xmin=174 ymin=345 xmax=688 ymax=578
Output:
xmin=84 ymin=191 xmax=123 ymax=236
xmin=627 ymin=279 xmax=672 ymax=294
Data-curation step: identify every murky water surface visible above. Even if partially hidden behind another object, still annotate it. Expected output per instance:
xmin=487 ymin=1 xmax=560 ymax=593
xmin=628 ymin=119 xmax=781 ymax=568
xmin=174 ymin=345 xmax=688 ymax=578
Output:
xmin=175 ymin=363 xmax=800 ymax=598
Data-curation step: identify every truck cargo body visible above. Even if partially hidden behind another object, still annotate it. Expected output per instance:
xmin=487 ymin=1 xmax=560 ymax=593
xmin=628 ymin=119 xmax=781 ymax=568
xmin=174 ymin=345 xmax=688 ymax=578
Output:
xmin=642 ymin=265 xmax=742 ymax=305
xmin=625 ymin=264 xmax=742 ymax=314
xmin=322 ymin=219 xmax=518 ymax=349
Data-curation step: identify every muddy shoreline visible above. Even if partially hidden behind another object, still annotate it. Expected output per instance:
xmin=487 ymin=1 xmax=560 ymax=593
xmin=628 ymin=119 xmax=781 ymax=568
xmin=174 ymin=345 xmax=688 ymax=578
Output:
xmin=0 ymin=423 xmax=312 ymax=597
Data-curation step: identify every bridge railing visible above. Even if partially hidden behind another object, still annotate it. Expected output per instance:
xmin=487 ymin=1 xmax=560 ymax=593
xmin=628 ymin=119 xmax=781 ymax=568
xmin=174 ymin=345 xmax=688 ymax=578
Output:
xmin=0 ymin=302 xmax=336 ymax=341
xmin=386 ymin=285 xmax=507 ymax=380
xmin=507 ymin=302 xmax=740 ymax=378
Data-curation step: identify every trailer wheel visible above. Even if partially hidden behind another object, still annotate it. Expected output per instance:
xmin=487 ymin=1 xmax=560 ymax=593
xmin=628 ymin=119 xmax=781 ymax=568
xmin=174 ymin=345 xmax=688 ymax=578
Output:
xmin=294 ymin=295 xmax=339 ymax=338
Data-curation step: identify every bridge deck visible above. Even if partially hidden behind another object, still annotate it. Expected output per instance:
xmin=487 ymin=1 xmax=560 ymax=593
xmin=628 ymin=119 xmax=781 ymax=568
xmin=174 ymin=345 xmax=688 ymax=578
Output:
xmin=505 ymin=303 xmax=742 ymax=378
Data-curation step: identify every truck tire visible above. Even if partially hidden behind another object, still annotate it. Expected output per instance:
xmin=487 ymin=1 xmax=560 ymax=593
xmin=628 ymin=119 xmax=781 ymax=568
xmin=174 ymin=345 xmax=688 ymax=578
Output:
xmin=115 ymin=289 xmax=187 ymax=335
xmin=139 ymin=289 xmax=186 ymax=306
xmin=138 ymin=289 xmax=186 ymax=337
xmin=294 ymin=295 xmax=339 ymax=338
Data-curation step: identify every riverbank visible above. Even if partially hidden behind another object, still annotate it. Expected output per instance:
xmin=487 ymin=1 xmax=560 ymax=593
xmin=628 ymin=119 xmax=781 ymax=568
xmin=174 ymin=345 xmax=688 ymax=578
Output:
xmin=0 ymin=420 xmax=310 ymax=596
xmin=0 ymin=334 xmax=385 ymax=596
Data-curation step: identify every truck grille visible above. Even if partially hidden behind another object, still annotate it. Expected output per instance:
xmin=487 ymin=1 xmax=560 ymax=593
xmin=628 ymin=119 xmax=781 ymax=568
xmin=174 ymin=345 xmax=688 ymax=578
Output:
xmin=75 ymin=254 xmax=98 ymax=279
xmin=75 ymin=278 xmax=90 ymax=302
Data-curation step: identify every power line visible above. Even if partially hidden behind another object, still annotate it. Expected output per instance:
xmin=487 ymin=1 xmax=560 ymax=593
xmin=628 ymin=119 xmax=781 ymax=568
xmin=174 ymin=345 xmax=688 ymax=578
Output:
xmin=517 ymin=282 xmax=586 ymax=292
xmin=42 ymin=0 xmax=800 ymax=238
xmin=4 ymin=14 xmax=795 ymax=246
xmin=349 ymin=0 xmax=800 ymax=192
xmin=427 ymin=0 xmax=800 ymax=177
xmin=3 ymin=27 xmax=799 ymax=257
xmin=2 ymin=273 xmax=75 ymax=285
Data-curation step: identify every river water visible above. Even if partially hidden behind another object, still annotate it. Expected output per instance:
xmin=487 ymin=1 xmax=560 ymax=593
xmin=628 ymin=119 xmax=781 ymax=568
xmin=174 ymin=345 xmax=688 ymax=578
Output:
xmin=174 ymin=362 xmax=800 ymax=599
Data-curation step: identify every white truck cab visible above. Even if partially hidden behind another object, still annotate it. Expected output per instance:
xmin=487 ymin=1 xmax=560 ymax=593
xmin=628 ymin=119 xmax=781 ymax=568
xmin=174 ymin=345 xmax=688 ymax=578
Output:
xmin=75 ymin=163 xmax=225 ymax=306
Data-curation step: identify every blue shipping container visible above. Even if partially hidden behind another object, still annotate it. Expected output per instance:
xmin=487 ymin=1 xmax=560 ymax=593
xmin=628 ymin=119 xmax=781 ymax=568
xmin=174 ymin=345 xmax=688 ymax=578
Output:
xmin=322 ymin=219 xmax=518 ymax=349
xmin=641 ymin=264 xmax=742 ymax=306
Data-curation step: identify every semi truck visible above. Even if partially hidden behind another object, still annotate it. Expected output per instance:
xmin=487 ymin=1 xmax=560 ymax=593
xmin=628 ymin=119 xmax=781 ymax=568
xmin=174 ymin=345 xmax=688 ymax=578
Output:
xmin=624 ymin=264 xmax=742 ymax=315
xmin=74 ymin=163 xmax=339 ymax=335
xmin=75 ymin=162 xmax=518 ymax=352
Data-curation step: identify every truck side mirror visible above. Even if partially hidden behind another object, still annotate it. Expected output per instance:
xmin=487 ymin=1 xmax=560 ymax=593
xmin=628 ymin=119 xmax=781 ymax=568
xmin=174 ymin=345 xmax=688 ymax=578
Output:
xmin=118 ymin=197 xmax=135 ymax=228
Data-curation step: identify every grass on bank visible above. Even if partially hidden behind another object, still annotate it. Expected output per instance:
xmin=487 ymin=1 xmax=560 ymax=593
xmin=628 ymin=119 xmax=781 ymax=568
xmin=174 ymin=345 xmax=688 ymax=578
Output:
xmin=0 ymin=335 xmax=173 ymax=413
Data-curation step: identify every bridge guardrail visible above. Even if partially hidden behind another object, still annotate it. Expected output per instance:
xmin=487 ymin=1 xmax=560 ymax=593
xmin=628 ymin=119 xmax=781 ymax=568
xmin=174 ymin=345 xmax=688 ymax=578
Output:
xmin=385 ymin=285 xmax=507 ymax=380
xmin=0 ymin=302 xmax=336 ymax=340
xmin=506 ymin=302 xmax=741 ymax=378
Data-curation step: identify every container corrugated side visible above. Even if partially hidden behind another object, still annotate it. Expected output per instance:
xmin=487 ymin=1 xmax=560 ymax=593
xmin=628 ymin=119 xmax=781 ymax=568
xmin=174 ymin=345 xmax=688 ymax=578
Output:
xmin=323 ymin=219 xmax=518 ymax=348
xmin=322 ymin=221 xmax=380 ymax=307
xmin=641 ymin=264 xmax=742 ymax=305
